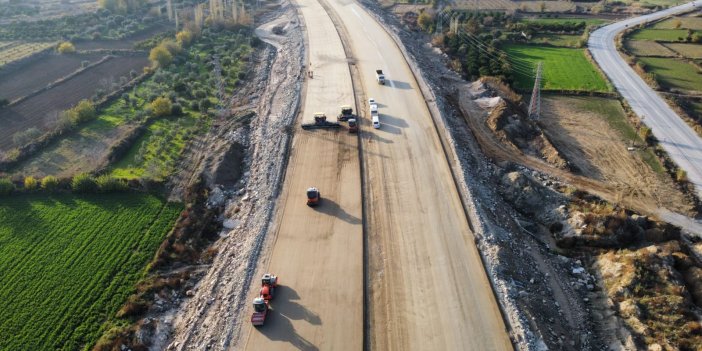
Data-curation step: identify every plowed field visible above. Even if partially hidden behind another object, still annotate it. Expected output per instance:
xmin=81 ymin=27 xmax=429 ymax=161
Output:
xmin=0 ymin=55 xmax=148 ymax=151
xmin=0 ymin=53 xmax=104 ymax=101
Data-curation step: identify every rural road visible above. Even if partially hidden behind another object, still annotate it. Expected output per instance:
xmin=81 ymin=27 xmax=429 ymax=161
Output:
xmin=589 ymin=0 xmax=702 ymax=200
xmin=243 ymin=0 xmax=363 ymax=348
xmin=244 ymin=0 xmax=511 ymax=348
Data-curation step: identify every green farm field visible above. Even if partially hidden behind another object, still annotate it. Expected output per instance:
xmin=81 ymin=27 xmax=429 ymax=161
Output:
xmin=639 ymin=57 xmax=702 ymax=91
xmin=530 ymin=33 xmax=582 ymax=47
xmin=630 ymin=28 xmax=702 ymax=41
xmin=0 ymin=193 xmax=180 ymax=351
xmin=503 ymin=44 xmax=610 ymax=92
xmin=110 ymin=114 xmax=200 ymax=180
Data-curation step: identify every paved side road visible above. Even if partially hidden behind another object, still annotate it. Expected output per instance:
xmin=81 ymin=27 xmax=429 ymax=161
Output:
xmin=589 ymin=1 xmax=702 ymax=200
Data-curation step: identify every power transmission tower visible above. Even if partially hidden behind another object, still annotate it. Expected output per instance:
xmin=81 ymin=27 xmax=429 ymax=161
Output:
xmin=528 ymin=62 xmax=543 ymax=120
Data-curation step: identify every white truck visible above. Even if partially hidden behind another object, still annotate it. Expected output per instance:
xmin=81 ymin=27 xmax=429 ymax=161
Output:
xmin=375 ymin=70 xmax=385 ymax=85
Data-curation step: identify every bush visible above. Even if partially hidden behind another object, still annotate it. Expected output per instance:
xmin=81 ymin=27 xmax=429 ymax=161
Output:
xmin=12 ymin=127 xmax=42 ymax=147
xmin=57 ymin=41 xmax=76 ymax=54
xmin=96 ymin=175 xmax=128 ymax=192
xmin=149 ymin=45 xmax=173 ymax=68
xmin=151 ymin=97 xmax=172 ymax=117
xmin=676 ymin=168 xmax=688 ymax=182
xmin=24 ymin=176 xmax=38 ymax=191
xmin=41 ymin=176 xmax=59 ymax=191
xmin=0 ymin=178 xmax=15 ymax=196
xmin=72 ymin=173 xmax=98 ymax=193
xmin=68 ymin=100 xmax=96 ymax=125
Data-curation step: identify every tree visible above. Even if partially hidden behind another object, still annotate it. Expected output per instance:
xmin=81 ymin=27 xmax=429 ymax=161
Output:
xmin=149 ymin=45 xmax=173 ymax=68
xmin=171 ymin=103 xmax=183 ymax=116
xmin=24 ymin=176 xmax=38 ymax=191
xmin=673 ymin=19 xmax=682 ymax=29
xmin=41 ymin=176 xmax=59 ymax=191
xmin=176 ymin=30 xmax=194 ymax=47
xmin=639 ymin=126 xmax=652 ymax=141
xmin=418 ymin=11 xmax=434 ymax=32
xmin=151 ymin=96 xmax=172 ymax=117
xmin=199 ymin=98 xmax=211 ymax=113
xmin=540 ymin=1 xmax=547 ymax=12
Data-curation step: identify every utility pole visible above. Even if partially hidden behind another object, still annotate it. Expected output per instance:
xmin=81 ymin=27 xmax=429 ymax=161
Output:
xmin=528 ymin=62 xmax=543 ymax=120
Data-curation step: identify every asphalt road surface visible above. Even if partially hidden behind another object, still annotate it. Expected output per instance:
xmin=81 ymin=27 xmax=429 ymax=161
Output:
xmin=326 ymin=0 xmax=512 ymax=349
xmin=589 ymin=1 xmax=702 ymax=199
xmin=243 ymin=0 xmax=363 ymax=348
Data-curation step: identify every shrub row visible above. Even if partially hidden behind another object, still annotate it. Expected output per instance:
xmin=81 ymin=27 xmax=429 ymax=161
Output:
xmin=0 ymin=174 xmax=164 ymax=196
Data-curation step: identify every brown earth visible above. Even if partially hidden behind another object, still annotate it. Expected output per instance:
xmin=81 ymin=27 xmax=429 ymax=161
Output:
xmin=456 ymin=83 xmax=694 ymax=219
xmin=540 ymin=95 xmax=692 ymax=214
xmin=0 ymin=53 xmax=105 ymax=101
xmin=0 ymin=55 xmax=149 ymax=152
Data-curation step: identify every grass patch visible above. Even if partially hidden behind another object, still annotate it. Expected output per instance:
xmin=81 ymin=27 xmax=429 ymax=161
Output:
xmin=529 ymin=33 xmax=583 ymax=47
xmin=654 ymin=16 xmax=702 ymax=30
xmin=520 ymin=17 xmax=609 ymax=26
xmin=639 ymin=57 xmax=702 ymax=92
xmin=626 ymin=40 xmax=677 ymax=57
xmin=630 ymin=28 xmax=702 ymax=41
xmin=576 ymin=98 xmax=665 ymax=174
xmin=110 ymin=113 xmax=200 ymax=180
xmin=0 ymin=193 xmax=180 ymax=351
xmin=10 ymin=92 xmax=145 ymax=177
xmin=664 ymin=43 xmax=702 ymax=59
xmin=503 ymin=44 xmax=610 ymax=92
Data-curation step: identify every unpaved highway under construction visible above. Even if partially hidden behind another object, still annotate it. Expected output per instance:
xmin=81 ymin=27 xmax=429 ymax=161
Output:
xmin=244 ymin=0 xmax=512 ymax=348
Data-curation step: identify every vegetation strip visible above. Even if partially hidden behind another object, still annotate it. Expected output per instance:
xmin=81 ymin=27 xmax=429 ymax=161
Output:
xmin=0 ymin=193 xmax=180 ymax=350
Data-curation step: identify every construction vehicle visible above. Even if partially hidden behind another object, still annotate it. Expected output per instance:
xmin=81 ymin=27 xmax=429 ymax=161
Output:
xmin=259 ymin=273 xmax=279 ymax=301
xmin=375 ymin=70 xmax=385 ymax=85
xmin=251 ymin=297 xmax=268 ymax=326
xmin=348 ymin=118 xmax=358 ymax=133
xmin=301 ymin=112 xmax=341 ymax=130
xmin=251 ymin=273 xmax=279 ymax=326
xmin=307 ymin=187 xmax=321 ymax=206
xmin=338 ymin=105 xmax=354 ymax=121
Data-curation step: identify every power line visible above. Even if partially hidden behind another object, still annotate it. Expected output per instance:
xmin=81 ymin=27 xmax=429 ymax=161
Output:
xmin=434 ymin=9 xmax=538 ymax=78
xmin=528 ymin=62 xmax=543 ymax=119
